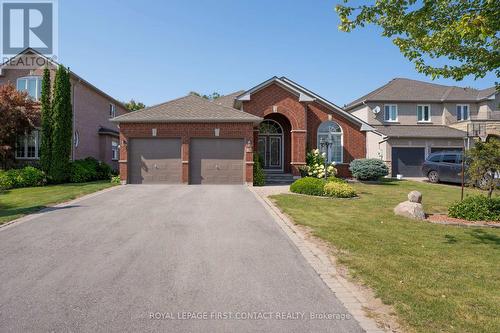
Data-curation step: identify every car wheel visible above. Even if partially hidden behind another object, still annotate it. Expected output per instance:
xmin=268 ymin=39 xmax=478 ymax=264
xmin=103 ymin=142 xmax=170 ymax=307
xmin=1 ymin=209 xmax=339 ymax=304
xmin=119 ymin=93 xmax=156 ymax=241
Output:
xmin=428 ymin=170 xmax=439 ymax=183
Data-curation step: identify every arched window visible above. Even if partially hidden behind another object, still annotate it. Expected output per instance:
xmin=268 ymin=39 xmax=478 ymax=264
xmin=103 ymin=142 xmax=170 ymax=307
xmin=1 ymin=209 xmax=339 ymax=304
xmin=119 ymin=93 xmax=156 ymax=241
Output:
xmin=317 ymin=121 xmax=343 ymax=163
xmin=259 ymin=119 xmax=283 ymax=135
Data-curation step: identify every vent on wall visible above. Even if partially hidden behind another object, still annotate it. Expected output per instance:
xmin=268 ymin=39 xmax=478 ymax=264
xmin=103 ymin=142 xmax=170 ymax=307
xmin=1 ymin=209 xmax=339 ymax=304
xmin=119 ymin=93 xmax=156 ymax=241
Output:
xmin=152 ymin=128 xmax=157 ymax=137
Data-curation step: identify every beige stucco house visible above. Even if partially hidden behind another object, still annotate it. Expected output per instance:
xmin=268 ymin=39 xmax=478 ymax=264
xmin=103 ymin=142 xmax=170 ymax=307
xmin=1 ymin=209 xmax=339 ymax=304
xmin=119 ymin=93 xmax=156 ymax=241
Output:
xmin=345 ymin=78 xmax=499 ymax=177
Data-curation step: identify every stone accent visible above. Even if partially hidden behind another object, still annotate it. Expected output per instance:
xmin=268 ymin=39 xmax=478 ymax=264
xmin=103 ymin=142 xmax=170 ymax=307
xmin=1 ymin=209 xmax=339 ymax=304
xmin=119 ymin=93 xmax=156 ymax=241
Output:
xmin=394 ymin=201 xmax=425 ymax=220
xmin=408 ymin=190 xmax=422 ymax=203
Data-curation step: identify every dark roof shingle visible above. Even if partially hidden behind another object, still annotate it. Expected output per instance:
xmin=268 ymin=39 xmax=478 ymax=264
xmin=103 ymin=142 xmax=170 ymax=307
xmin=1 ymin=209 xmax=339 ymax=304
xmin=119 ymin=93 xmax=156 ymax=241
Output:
xmin=111 ymin=94 xmax=262 ymax=123
xmin=373 ymin=125 xmax=466 ymax=138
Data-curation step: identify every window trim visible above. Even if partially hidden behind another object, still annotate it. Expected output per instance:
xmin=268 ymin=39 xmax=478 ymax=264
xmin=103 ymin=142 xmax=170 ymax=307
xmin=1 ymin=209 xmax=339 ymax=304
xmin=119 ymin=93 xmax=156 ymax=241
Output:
xmin=109 ymin=103 xmax=116 ymax=118
xmin=15 ymin=130 xmax=40 ymax=160
xmin=384 ymin=104 xmax=398 ymax=122
xmin=417 ymin=104 xmax=431 ymax=123
xmin=111 ymin=140 xmax=119 ymax=161
xmin=456 ymin=104 xmax=470 ymax=121
xmin=16 ymin=76 xmax=42 ymax=101
xmin=317 ymin=121 xmax=343 ymax=164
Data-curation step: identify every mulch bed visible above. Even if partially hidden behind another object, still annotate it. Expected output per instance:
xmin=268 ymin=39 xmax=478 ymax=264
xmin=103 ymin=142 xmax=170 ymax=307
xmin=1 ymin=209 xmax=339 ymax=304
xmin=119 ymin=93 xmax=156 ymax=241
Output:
xmin=426 ymin=214 xmax=500 ymax=228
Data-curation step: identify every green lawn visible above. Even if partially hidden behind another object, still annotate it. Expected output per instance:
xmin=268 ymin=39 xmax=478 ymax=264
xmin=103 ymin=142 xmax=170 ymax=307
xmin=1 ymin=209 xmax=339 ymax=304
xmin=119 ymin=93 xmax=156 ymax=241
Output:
xmin=0 ymin=181 xmax=116 ymax=225
xmin=271 ymin=180 xmax=499 ymax=333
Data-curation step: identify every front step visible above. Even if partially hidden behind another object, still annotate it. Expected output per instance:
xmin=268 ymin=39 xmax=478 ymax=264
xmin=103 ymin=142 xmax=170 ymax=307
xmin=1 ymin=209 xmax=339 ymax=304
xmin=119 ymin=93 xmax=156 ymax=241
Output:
xmin=264 ymin=172 xmax=295 ymax=185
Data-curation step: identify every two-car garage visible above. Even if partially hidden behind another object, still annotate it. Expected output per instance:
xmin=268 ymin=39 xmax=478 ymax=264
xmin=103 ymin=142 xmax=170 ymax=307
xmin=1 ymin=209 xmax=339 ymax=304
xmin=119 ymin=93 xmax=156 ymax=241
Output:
xmin=128 ymin=138 xmax=246 ymax=185
xmin=113 ymin=93 xmax=261 ymax=185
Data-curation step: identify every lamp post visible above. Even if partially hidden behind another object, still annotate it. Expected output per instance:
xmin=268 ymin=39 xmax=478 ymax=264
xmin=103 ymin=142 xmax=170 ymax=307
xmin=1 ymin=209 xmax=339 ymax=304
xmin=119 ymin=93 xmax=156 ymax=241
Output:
xmin=319 ymin=136 xmax=332 ymax=181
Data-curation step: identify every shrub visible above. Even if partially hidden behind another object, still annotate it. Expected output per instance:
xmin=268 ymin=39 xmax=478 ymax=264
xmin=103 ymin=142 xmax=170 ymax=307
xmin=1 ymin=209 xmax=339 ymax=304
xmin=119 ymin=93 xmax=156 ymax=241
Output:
xmin=69 ymin=157 xmax=113 ymax=183
xmin=326 ymin=176 xmax=347 ymax=184
xmin=290 ymin=177 xmax=325 ymax=196
xmin=324 ymin=181 xmax=357 ymax=198
xmin=111 ymin=175 xmax=121 ymax=184
xmin=448 ymin=195 xmax=500 ymax=221
xmin=0 ymin=166 xmax=46 ymax=189
xmin=305 ymin=149 xmax=337 ymax=179
xmin=349 ymin=158 xmax=389 ymax=180
xmin=253 ymin=154 xmax=265 ymax=186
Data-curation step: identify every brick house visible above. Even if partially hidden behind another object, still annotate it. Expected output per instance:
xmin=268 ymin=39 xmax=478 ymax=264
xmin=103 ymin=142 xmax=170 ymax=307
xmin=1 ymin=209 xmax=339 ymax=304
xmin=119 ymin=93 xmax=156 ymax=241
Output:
xmin=0 ymin=49 xmax=128 ymax=170
xmin=112 ymin=76 xmax=373 ymax=184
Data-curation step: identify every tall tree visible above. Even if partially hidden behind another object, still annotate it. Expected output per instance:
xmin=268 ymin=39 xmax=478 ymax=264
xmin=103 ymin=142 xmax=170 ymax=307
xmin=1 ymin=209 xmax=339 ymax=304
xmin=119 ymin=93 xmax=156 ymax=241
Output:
xmin=39 ymin=67 xmax=52 ymax=173
xmin=336 ymin=0 xmax=500 ymax=81
xmin=0 ymin=84 xmax=37 ymax=168
xmin=50 ymin=66 xmax=72 ymax=183
xmin=189 ymin=91 xmax=221 ymax=100
xmin=124 ymin=99 xmax=146 ymax=111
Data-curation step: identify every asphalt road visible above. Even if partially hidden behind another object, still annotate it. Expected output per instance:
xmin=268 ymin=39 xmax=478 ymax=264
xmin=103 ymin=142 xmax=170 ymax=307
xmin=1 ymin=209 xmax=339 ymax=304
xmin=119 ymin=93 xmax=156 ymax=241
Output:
xmin=0 ymin=185 xmax=363 ymax=332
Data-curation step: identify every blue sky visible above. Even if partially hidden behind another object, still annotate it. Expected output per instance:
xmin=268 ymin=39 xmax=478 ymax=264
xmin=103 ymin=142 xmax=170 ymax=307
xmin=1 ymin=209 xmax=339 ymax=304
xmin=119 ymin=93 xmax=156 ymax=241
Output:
xmin=60 ymin=0 xmax=497 ymax=107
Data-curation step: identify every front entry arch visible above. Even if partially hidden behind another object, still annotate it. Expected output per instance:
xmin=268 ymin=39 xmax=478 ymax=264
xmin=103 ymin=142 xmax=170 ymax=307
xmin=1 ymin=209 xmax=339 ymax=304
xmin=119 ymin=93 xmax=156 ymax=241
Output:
xmin=258 ymin=119 xmax=284 ymax=171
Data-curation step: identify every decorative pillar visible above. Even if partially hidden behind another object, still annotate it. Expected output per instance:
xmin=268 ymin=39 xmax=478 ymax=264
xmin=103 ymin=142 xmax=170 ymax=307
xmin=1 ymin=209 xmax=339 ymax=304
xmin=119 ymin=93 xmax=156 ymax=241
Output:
xmin=118 ymin=132 xmax=128 ymax=184
xmin=181 ymin=137 xmax=189 ymax=184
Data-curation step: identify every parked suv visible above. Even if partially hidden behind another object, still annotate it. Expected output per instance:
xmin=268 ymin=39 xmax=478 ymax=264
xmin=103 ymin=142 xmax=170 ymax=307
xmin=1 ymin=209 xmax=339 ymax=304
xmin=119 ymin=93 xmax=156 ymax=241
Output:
xmin=422 ymin=151 xmax=464 ymax=184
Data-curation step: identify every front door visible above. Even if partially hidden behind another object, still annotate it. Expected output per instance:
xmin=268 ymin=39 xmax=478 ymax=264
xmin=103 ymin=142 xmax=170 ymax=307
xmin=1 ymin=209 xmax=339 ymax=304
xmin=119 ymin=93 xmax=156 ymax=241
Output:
xmin=258 ymin=135 xmax=282 ymax=170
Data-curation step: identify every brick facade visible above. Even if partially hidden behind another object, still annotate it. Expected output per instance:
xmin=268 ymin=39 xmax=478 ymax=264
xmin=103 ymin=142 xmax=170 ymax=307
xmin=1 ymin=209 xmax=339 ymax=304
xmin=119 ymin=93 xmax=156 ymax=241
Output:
xmin=118 ymin=122 xmax=255 ymax=184
xmin=242 ymin=83 xmax=366 ymax=177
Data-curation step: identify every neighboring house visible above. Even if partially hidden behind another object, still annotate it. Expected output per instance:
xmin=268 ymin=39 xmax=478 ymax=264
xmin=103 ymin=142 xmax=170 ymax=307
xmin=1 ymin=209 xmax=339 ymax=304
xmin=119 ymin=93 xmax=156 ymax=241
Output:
xmin=0 ymin=49 xmax=128 ymax=170
xmin=345 ymin=78 xmax=499 ymax=177
xmin=112 ymin=76 xmax=373 ymax=184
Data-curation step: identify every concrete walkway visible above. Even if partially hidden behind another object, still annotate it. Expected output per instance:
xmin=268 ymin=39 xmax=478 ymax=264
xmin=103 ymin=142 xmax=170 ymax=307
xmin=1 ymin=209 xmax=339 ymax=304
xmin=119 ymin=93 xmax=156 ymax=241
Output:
xmin=0 ymin=185 xmax=365 ymax=332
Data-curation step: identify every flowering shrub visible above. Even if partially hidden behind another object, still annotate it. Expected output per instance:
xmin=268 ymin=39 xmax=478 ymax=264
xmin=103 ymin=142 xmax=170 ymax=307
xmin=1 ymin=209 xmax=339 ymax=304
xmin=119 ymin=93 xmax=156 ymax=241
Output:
xmin=305 ymin=149 xmax=337 ymax=179
xmin=323 ymin=182 xmax=357 ymax=198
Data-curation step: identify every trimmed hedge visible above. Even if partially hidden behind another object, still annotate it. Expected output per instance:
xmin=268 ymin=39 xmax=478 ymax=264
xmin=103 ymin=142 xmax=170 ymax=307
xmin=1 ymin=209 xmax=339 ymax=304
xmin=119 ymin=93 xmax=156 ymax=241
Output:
xmin=324 ymin=182 xmax=357 ymax=198
xmin=69 ymin=157 xmax=113 ymax=183
xmin=349 ymin=158 xmax=389 ymax=180
xmin=290 ymin=177 xmax=325 ymax=196
xmin=0 ymin=166 xmax=46 ymax=190
xmin=448 ymin=195 xmax=500 ymax=221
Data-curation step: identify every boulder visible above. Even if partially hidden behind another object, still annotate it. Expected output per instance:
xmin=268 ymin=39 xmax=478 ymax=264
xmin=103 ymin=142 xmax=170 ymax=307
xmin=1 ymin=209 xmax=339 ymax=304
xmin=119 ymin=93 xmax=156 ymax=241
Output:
xmin=394 ymin=201 xmax=425 ymax=220
xmin=408 ymin=190 xmax=422 ymax=203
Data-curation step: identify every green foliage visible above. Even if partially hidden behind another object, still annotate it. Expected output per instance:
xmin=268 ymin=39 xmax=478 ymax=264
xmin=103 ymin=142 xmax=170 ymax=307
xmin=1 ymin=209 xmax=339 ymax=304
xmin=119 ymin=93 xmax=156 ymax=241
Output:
xmin=290 ymin=177 xmax=325 ymax=196
xmin=336 ymin=0 xmax=500 ymax=81
xmin=326 ymin=176 xmax=347 ymax=184
xmin=111 ymin=175 xmax=121 ymax=184
xmin=253 ymin=154 xmax=265 ymax=186
xmin=0 ymin=166 xmax=46 ymax=189
xmin=449 ymin=195 xmax=500 ymax=221
xmin=39 ymin=67 xmax=52 ymax=174
xmin=50 ymin=65 xmax=73 ymax=183
xmin=69 ymin=157 xmax=113 ymax=183
xmin=189 ymin=91 xmax=221 ymax=100
xmin=124 ymin=99 xmax=146 ymax=111
xmin=349 ymin=158 xmax=389 ymax=180
xmin=324 ymin=181 xmax=357 ymax=198
xmin=466 ymin=138 xmax=500 ymax=198
xmin=305 ymin=149 xmax=337 ymax=179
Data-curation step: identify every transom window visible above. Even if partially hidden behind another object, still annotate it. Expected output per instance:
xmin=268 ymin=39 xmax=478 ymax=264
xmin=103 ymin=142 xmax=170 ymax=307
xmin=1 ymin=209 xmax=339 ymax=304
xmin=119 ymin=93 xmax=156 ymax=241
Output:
xmin=317 ymin=121 xmax=343 ymax=163
xmin=16 ymin=130 xmax=40 ymax=159
xmin=17 ymin=76 xmax=42 ymax=101
xmin=112 ymin=140 xmax=119 ymax=161
xmin=456 ymin=104 xmax=469 ymax=121
xmin=259 ymin=119 xmax=283 ymax=134
xmin=417 ymin=105 xmax=431 ymax=122
xmin=384 ymin=104 xmax=398 ymax=122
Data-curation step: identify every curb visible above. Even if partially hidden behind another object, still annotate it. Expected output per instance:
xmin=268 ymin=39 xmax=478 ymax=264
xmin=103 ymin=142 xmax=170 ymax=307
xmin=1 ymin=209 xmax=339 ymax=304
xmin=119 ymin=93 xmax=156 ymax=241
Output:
xmin=0 ymin=185 xmax=122 ymax=232
xmin=249 ymin=187 xmax=386 ymax=333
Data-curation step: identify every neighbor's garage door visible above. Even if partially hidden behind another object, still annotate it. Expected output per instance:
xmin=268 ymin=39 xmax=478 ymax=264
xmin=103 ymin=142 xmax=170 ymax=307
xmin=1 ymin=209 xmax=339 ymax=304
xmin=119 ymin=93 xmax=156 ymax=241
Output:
xmin=190 ymin=138 xmax=245 ymax=184
xmin=128 ymin=138 xmax=182 ymax=184
xmin=391 ymin=147 xmax=425 ymax=177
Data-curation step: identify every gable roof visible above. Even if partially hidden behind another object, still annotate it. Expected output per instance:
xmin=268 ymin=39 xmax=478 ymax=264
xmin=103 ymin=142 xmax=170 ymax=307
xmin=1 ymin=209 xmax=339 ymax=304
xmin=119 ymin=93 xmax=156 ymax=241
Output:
xmin=111 ymin=94 xmax=262 ymax=124
xmin=0 ymin=48 xmax=128 ymax=110
xmin=345 ymin=78 xmax=497 ymax=110
xmin=235 ymin=76 xmax=374 ymax=131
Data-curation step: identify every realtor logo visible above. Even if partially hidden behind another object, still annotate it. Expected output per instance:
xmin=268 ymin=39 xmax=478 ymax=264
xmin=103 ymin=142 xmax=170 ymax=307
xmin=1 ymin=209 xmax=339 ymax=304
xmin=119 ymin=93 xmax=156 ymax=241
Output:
xmin=1 ymin=0 xmax=58 ymax=58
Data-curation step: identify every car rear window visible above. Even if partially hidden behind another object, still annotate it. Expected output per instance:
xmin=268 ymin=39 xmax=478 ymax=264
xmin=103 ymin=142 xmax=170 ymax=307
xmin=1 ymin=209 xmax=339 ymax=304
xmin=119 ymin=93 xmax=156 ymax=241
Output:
xmin=428 ymin=155 xmax=441 ymax=162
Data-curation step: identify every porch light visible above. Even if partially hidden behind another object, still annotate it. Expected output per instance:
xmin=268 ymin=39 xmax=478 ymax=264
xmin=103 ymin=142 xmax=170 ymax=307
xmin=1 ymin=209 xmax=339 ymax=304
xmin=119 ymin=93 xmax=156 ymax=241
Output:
xmin=319 ymin=136 xmax=333 ymax=181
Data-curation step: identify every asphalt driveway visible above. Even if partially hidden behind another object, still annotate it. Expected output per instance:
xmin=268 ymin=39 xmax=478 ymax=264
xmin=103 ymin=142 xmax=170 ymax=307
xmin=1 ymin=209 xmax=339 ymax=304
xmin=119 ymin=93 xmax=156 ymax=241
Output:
xmin=0 ymin=185 xmax=363 ymax=332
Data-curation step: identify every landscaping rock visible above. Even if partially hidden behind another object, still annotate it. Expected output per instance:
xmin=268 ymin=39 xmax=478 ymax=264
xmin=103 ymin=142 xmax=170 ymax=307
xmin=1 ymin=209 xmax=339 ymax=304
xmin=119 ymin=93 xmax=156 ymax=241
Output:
xmin=408 ymin=190 xmax=422 ymax=203
xmin=394 ymin=201 xmax=425 ymax=220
